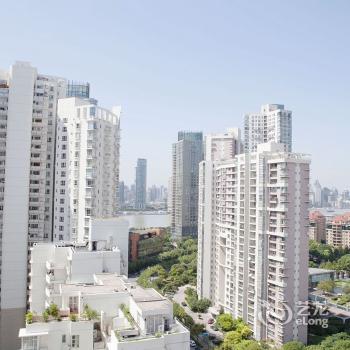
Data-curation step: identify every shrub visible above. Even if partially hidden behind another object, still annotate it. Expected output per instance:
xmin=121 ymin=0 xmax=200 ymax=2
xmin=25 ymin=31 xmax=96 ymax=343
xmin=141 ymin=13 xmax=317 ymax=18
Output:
xmin=83 ymin=304 xmax=98 ymax=320
xmin=47 ymin=303 xmax=59 ymax=318
xmin=70 ymin=313 xmax=77 ymax=322
xmin=42 ymin=310 xmax=49 ymax=322
xmin=25 ymin=311 xmax=33 ymax=324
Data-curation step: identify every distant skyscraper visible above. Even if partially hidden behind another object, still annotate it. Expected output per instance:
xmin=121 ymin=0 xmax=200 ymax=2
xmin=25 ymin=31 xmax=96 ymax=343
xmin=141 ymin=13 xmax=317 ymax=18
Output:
xmin=135 ymin=158 xmax=147 ymax=210
xmin=54 ymin=97 xmax=121 ymax=242
xmin=171 ymin=131 xmax=203 ymax=238
xmin=168 ymin=177 xmax=173 ymax=213
xmin=119 ymin=181 xmax=125 ymax=209
xmin=0 ymin=62 xmax=67 ymax=349
xmin=244 ymin=104 xmax=292 ymax=152
xmin=313 ymin=180 xmax=322 ymax=207
xmin=197 ymin=142 xmax=310 ymax=346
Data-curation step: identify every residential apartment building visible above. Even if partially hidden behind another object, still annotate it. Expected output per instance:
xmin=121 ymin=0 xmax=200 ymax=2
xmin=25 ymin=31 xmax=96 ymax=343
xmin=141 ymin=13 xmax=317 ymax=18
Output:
xmin=0 ymin=62 xmax=69 ymax=349
xmin=134 ymin=158 xmax=147 ymax=210
xmin=197 ymin=142 xmax=310 ymax=346
xmin=171 ymin=131 xmax=203 ymax=238
xmin=309 ymin=211 xmax=326 ymax=242
xmin=244 ymin=104 xmax=292 ymax=152
xmin=53 ymin=97 xmax=121 ymax=242
xmin=326 ymin=213 xmax=350 ymax=248
xmin=20 ymin=228 xmax=189 ymax=350
xmin=197 ymin=128 xmax=242 ymax=302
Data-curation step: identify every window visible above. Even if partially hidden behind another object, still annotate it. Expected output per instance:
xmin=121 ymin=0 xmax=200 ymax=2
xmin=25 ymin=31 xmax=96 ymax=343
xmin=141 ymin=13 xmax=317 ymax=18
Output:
xmin=72 ymin=335 xmax=79 ymax=348
xmin=22 ymin=336 xmax=38 ymax=350
xmin=69 ymin=296 xmax=79 ymax=313
xmin=62 ymin=335 xmax=66 ymax=343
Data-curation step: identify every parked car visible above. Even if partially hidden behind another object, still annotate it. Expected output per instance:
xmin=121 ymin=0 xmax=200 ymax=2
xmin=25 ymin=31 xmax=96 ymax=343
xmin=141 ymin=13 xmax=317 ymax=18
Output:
xmin=190 ymin=339 xmax=196 ymax=347
xmin=208 ymin=318 xmax=214 ymax=324
xmin=181 ymin=301 xmax=187 ymax=307
xmin=198 ymin=314 xmax=203 ymax=319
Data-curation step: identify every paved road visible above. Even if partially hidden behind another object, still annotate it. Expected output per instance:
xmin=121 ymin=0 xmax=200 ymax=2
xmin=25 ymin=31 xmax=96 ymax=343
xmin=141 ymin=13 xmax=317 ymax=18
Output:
xmin=173 ymin=285 xmax=223 ymax=340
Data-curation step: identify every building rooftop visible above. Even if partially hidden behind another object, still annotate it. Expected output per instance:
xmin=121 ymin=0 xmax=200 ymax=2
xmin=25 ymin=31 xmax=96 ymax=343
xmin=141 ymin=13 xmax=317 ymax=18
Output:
xmin=309 ymin=267 xmax=335 ymax=275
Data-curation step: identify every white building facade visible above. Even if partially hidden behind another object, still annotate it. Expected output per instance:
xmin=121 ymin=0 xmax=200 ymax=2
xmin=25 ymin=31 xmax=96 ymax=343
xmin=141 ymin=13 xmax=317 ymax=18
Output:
xmin=197 ymin=128 xmax=242 ymax=301
xmin=0 ymin=62 xmax=67 ymax=349
xmin=53 ymin=98 xmax=121 ymax=242
xmin=21 ymin=234 xmax=189 ymax=350
xmin=198 ymin=142 xmax=310 ymax=346
xmin=244 ymin=104 xmax=292 ymax=152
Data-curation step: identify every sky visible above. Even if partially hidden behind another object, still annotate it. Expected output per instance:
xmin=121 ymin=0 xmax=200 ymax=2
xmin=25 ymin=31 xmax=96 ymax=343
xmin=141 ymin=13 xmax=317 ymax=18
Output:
xmin=1 ymin=0 xmax=350 ymax=189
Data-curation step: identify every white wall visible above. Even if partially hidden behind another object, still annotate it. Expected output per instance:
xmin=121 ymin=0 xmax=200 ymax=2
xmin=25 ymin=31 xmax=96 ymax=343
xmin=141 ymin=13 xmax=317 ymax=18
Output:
xmin=70 ymin=250 xmax=121 ymax=283
xmin=1 ymin=62 xmax=36 ymax=310
xmin=90 ymin=218 xmax=129 ymax=275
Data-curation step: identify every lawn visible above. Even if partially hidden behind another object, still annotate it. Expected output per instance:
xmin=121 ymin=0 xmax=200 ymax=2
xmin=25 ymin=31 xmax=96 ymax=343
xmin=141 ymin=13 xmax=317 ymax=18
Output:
xmin=335 ymin=279 xmax=350 ymax=289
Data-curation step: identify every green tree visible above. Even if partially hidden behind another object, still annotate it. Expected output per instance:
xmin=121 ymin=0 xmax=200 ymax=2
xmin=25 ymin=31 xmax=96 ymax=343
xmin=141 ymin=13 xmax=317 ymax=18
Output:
xmin=282 ymin=341 xmax=305 ymax=350
xmin=317 ymin=280 xmax=335 ymax=294
xmin=235 ymin=340 xmax=264 ymax=350
xmin=319 ymin=332 xmax=350 ymax=349
xmin=217 ymin=313 xmax=235 ymax=332
xmin=338 ymin=255 xmax=350 ymax=272
xmin=222 ymin=326 xmax=252 ymax=349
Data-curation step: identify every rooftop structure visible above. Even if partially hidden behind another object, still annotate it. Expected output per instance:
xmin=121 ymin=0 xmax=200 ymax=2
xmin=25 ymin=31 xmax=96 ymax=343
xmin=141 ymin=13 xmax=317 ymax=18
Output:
xmin=21 ymin=268 xmax=189 ymax=349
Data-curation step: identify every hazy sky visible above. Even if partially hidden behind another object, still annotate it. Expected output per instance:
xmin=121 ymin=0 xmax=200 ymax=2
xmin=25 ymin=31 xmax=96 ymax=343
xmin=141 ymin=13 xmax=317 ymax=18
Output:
xmin=1 ymin=0 xmax=350 ymax=189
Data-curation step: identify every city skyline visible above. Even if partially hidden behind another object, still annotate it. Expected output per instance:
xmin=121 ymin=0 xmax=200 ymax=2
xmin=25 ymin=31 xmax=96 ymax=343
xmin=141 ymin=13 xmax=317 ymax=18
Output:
xmin=1 ymin=1 xmax=350 ymax=188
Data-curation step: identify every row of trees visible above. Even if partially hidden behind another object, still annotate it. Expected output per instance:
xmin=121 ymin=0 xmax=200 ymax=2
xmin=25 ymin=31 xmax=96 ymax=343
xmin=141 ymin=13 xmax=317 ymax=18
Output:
xmin=137 ymin=238 xmax=197 ymax=294
xmin=282 ymin=332 xmax=350 ymax=349
xmin=309 ymin=240 xmax=350 ymax=270
xmin=214 ymin=313 xmax=263 ymax=350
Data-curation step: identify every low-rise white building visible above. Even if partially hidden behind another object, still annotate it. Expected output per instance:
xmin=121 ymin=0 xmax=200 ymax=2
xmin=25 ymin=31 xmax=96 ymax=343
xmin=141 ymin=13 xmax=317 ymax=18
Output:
xmin=21 ymin=273 xmax=189 ymax=350
xmin=21 ymin=229 xmax=190 ymax=350
xmin=29 ymin=218 xmax=129 ymax=314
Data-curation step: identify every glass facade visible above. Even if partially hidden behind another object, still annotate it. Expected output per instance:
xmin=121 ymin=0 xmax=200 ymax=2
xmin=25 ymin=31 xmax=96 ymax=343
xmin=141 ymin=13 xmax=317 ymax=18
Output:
xmin=67 ymin=81 xmax=90 ymax=98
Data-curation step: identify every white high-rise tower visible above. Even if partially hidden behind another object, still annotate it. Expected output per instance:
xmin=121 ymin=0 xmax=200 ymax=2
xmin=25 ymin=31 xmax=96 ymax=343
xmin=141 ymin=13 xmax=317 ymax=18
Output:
xmin=197 ymin=142 xmax=310 ymax=346
xmin=0 ymin=62 xmax=67 ymax=349
xmin=197 ymin=128 xmax=242 ymax=301
xmin=53 ymin=97 xmax=121 ymax=243
xmin=244 ymin=104 xmax=292 ymax=152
